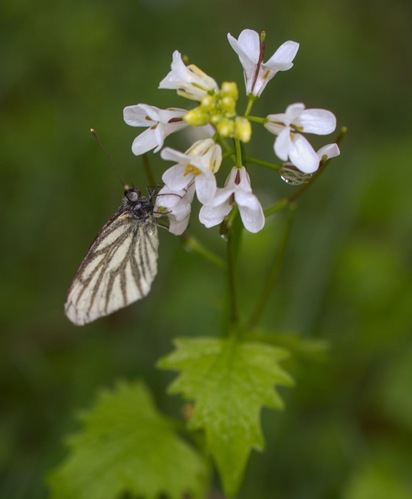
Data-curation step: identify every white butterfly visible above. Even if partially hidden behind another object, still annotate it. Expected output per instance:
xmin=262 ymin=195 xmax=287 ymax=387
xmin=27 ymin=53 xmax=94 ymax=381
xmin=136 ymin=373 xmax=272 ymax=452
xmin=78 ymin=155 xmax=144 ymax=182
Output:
xmin=65 ymin=187 xmax=159 ymax=325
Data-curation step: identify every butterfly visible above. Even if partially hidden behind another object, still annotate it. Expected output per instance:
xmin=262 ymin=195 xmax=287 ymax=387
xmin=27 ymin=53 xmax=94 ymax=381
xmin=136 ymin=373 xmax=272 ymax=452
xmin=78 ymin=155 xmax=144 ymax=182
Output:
xmin=65 ymin=186 xmax=159 ymax=325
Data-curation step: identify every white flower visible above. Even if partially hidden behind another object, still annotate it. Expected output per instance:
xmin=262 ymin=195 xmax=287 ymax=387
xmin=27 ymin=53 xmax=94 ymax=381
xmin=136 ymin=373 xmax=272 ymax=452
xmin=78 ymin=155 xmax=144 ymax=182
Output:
xmin=159 ymin=50 xmax=218 ymax=101
xmin=161 ymin=138 xmax=222 ymax=204
xmin=123 ymin=104 xmax=188 ymax=156
xmin=265 ymin=103 xmax=337 ymax=174
xmin=227 ymin=29 xmax=299 ymax=97
xmin=199 ymin=166 xmax=265 ymax=233
xmin=154 ymin=183 xmax=195 ymax=236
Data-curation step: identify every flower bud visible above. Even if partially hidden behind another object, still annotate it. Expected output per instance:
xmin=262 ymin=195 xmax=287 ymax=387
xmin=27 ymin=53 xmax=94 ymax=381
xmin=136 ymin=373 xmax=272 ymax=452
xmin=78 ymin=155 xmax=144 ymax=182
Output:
xmin=234 ymin=117 xmax=252 ymax=143
xmin=184 ymin=107 xmax=210 ymax=126
xmin=217 ymin=118 xmax=235 ymax=138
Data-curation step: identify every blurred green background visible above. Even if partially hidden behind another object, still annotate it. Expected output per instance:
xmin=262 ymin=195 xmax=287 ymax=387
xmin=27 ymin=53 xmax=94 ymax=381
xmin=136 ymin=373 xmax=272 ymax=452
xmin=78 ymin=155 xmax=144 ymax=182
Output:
xmin=1 ymin=0 xmax=412 ymax=497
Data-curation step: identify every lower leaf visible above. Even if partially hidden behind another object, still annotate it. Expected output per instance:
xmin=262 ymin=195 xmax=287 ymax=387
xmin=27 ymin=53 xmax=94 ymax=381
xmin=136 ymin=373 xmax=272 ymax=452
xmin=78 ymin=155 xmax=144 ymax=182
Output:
xmin=157 ymin=337 xmax=293 ymax=497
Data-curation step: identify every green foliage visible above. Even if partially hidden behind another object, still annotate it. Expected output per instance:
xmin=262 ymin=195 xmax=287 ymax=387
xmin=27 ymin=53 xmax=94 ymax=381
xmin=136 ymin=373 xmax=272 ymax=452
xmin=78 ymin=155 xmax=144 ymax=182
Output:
xmin=158 ymin=338 xmax=293 ymax=497
xmin=48 ymin=381 xmax=208 ymax=499
xmin=344 ymin=449 xmax=412 ymax=499
xmin=378 ymin=344 xmax=412 ymax=430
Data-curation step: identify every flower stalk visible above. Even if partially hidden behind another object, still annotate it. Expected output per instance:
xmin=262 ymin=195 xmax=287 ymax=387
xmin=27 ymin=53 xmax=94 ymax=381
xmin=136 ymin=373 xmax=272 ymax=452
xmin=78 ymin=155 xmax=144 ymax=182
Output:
xmin=247 ymin=204 xmax=296 ymax=330
xmin=181 ymin=236 xmax=226 ymax=270
xmin=223 ymin=210 xmax=243 ymax=337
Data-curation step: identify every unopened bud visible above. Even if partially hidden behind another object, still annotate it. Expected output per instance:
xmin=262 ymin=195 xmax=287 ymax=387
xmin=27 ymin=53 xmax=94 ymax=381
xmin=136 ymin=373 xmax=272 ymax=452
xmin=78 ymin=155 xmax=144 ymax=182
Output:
xmin=221 ymin=96 xmax=236 ymax=114
xmin=210 ymin=113 xmax=223 ymax=125
xmin=217 ymin=118 xmax=235 ymax=137
xmin=221 ymin=81 xmax=238 ymax=99
xmin=201 ymin=95 xmax=216 ymax=112
xmin=184 ymin=107 xmax=209 ymax=126
xmin=234 ymin=117 xmax=252 ymax=143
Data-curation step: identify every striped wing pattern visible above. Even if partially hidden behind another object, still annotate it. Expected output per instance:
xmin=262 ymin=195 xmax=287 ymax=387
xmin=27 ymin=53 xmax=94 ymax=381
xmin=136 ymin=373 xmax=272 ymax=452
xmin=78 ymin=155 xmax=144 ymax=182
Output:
xmin=65 ymin=208 xmax=158 ymax=326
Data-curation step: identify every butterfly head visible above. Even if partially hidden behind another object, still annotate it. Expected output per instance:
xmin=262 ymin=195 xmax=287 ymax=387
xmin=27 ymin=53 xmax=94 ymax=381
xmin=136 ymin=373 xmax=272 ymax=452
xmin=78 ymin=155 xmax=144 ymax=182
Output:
xmin=124 ymin=186 xmax=141 ymax=203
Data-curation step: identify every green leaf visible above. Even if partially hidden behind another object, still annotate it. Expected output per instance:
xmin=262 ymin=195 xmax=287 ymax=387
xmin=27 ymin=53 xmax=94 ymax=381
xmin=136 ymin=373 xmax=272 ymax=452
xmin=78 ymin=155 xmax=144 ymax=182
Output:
xmin=47 ymin=380 xmax=208 ymax=499
xmin=157 ymin=338 xmax=293 ymax=497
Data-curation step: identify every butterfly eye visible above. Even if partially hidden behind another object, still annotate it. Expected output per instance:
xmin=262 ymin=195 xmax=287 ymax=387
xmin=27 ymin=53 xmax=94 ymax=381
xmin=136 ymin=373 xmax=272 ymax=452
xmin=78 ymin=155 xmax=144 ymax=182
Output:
xmin=125 ymin=189 xmax=140 ymax=202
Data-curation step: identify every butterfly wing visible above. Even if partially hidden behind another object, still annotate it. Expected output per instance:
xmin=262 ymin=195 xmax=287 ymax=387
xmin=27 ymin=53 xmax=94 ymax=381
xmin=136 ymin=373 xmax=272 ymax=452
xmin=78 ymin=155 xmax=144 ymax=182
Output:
xmin=65 ymin=210 xmax=158 ymax=325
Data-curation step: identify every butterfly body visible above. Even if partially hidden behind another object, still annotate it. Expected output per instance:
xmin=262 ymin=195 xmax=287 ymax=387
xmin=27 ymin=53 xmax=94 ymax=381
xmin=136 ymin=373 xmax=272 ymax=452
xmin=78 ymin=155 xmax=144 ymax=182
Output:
xmin=65 ymin=188 xmax=158 ymax=325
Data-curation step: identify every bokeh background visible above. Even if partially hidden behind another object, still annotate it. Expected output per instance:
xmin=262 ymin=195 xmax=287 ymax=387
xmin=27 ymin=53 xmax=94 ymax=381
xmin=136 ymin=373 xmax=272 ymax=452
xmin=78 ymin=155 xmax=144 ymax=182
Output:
xmin=2 ymin=0 xmax=412 ymax=497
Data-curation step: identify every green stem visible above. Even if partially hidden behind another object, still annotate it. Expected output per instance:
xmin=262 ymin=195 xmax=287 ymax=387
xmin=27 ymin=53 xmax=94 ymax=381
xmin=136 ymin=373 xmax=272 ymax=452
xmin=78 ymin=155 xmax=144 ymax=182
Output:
xmin=227 ymin=226 xmax=238 ymax=328
xmin=217 ymin=137 xmax=236 ymax=164
xmin=181 ymin=236 xmax=226 ymax=270
xmin=234 ymin=139 xmax=242 ymax=167
xmin=264 ymin=198 xmax=289 ymax=218
xmin=244 ymin=157 xmax=283 ymax=171
xmin=247 ymin=115 xmax=266 ymax=124
xmin=244 ymin=95 xmax=257 ymax=117
xmin=336 ymin=126 xmax=348 ymax=145
xmin=219 ymin=210 xmax=243 ymax=338
xmin=264 ymin=169 xmax=324 ymax=218
xmin=247 ymin=205 xmax=296 ymax=330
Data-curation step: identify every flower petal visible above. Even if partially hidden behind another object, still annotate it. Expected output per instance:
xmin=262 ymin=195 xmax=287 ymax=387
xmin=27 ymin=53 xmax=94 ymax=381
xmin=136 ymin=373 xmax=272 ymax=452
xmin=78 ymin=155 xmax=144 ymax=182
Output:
xmin=264 ymin=115 xmax=287 ymax=136
xmin=228 ymin=29 xmax=260 ymax=63
xmin=125 ymin=105 xmax=189 ymax=155
xmin=155 ymin=186 xmax=185 ymax=209
xmin=168 ymin=216 xmax=190 ymax=235
xmin=209 ymin=186 xmax=235 ymax=207
xmin=317 ymin=143 xmax=340 ymax=160
xmin=288 ymin=134 xmax=320 ymax=173
xmin=154 ymin=184 xmax=193 ymax=236
xmin=159 ymin=50 xmax=218 ymax=101
xmin=157 ymin=107 xmax=187 ymax=122
xmin=274 ymin=128 xmax=292 ymax=161
xmin=228 ymin=29 xmax=260 ymax=95
xmin=131 ymin=128 xmax=160 ymax=156
xmin=123 ymin=104 xmax=158 ymax=127
xmin=265 ymin=40 xmax=299 ymax=71
xmin=299 ymin=109 xmax=337 ymax=135
xmin=152 ymin=125 xmax=167 ymax=153
xmin=199 ymin=201 xmax=231 ymax=228
xmin=235 ymin=191 xmax=265 ymax=233
xmin=186 ymin=138 xmax=216 ymax=157
xmin=162 ymin=164 xmax=190 ymax=191
xmin=236 ymin=166 xmax=253 ymax=193
xmin=194 ymin=172 xmax=217 ymax=204
xmin=158 ymin=51 xmax=187 ymax=89
xmin=285 ymin=102 xmax=306 ymax=121
xmin=160 ymin=147 xmax=189 ymax=164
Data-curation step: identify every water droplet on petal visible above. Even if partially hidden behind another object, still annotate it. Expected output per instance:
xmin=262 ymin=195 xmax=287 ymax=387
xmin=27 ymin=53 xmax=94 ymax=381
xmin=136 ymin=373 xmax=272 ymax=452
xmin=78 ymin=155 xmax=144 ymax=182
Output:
xmin=280 ymin=164 xmax=312 ymax=185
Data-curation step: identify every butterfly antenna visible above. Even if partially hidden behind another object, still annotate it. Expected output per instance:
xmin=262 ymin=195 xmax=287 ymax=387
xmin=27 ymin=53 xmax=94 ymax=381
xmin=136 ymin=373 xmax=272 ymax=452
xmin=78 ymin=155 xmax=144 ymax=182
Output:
xmin=90 ymin=129 xmax=125 ymax=187
xmin=142 ymin=153 xmax=157 ymax=187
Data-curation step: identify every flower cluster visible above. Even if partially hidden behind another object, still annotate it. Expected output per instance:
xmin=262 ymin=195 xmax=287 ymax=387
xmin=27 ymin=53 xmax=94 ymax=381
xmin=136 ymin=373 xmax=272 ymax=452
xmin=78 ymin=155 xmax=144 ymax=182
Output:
xmin=123 ymin=29 xmax=340 ymax=235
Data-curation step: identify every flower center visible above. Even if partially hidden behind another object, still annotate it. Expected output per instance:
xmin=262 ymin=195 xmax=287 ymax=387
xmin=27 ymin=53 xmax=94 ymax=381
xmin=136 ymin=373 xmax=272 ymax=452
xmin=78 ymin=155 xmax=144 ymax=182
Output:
xmin=184 ymin=163 xmax=201 ymax=176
